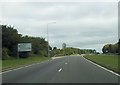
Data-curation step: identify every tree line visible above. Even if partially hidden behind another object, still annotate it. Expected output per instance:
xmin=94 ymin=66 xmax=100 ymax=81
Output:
xmin=51 ymin=47 xmax=96 ymax=57
xmin=102 ymin=41 xmax=120 ymax=54
xmin=2 ymin=25 xmax=49 ymax=59
xmin=2 ymin=25 xmax=97 ymax=60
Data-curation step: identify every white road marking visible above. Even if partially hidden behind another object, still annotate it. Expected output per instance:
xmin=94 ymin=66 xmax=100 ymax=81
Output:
xmin=58 ymin=68 xmax=62 ymax=72
xmin=0 ymin=66 xmax=25 ymax=74
xmin=82 ymin=56 xmax=120 ymax=77
xmin=65 ymin=62 xmax=67 ymax=64
xmin=0 ymin=60 xmax=49 ymax=74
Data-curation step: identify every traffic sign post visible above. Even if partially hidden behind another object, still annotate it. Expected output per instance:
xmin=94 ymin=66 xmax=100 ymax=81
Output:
xmin=17 ymin=50 xmax=19 ymax=59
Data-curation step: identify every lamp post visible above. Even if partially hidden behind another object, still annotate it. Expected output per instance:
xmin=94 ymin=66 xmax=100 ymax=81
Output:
xmin=47 ymin=22 xmax=56 ymax=57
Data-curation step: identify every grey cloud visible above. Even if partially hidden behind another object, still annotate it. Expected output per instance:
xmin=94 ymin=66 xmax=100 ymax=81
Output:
xmin=2 ymin=2 xmax=117 ymax=21
xmin=1 ymin=2 xmax=118 ymax=52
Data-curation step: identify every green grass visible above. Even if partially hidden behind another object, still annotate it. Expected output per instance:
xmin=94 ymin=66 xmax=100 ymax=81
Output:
xmin=2 ymin=56 xmax=51 ymax=71
xmin=84 ymin=54 xmax=120 ymax=74
xmin=0 ymin=60 xmax=2 ymax=71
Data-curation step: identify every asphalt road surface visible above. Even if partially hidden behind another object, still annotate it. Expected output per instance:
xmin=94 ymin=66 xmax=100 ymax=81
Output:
xmin=2 ymin=56 xmax=119 ymax=83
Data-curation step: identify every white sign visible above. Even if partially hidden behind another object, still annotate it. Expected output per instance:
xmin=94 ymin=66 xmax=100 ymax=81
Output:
xmin=18 ymin=43 xmax=32 ymax=52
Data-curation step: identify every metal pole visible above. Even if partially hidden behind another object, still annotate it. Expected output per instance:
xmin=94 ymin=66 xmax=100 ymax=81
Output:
xmin=17 ymin=51 xmax=19 ymax=59
xmin=118 ymin=39 xmax=120 ymax=55
xmin=47 ymin=22 xmax=56 ymax=57
xmin=47 ymin=24 xmax=50 ymax=57
xmin=17 ymin=44 xmax=19 ymax=59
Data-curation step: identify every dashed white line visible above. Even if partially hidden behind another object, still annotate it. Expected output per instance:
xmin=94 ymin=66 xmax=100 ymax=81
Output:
xmin=65 ymin=62 xmax=67 ymax=65
xmin=82 ymin=56 xmax=120 ymax=77
xmin=58 ymin=68 xmax=62 ymax=72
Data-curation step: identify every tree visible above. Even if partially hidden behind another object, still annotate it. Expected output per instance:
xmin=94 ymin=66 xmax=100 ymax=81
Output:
xmin=2 ymin=25 xmax=21 ymax=57
xmin=102 ymin=42 xmax=119 ymax=54
xmin=53 ymin=47 xmax=57 ymax=50
xmin=2 ymin=25 xmax=49 ymax=59
xmin=2 ymin=47 xmax=10 ymax=60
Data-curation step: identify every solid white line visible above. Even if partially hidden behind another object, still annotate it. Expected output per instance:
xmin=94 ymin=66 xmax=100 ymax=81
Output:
xmin=82 ymin=56 xmax=120 ymax=77
xmin=58 ymin=68 xmax=62 ymax=72
xmin=0 ymin=60 xmax=49 ymax=74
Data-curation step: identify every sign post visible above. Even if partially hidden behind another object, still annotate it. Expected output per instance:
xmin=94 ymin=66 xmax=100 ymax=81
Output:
xmin=17 ymin=49 xmax=19 ymax=59
xmin=17 ymin=43 xmax=32 ymax=59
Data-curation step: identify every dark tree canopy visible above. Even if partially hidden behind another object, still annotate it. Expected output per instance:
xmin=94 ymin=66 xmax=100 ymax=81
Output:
xmin=2 ymin=25 xmax=49 ymax=59
xmin=102 ymin=42 xmax=119 ymax=54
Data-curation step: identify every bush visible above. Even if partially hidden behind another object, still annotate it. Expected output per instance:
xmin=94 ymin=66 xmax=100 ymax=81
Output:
xmin=2 ymin=47 xmax=10 ymax=60
xmin=19 ymin=52 xmax=30 ymax=58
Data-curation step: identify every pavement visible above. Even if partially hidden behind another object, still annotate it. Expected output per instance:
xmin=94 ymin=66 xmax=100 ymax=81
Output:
xmin=2 ymin=56 xmax=119 ymax=83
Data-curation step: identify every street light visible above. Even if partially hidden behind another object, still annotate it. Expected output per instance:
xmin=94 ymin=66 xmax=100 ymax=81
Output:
xmin=47 ymin=22 xmax=56 ymax=57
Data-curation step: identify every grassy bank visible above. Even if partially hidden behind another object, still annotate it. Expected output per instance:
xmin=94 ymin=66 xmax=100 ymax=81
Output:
xmin=2 ymin=55 xmax=51 ymax=71
xmin=84 ymin=54 xmax=119 ymax=74
xmin=0 ymin=60 xmax=2 ymax=71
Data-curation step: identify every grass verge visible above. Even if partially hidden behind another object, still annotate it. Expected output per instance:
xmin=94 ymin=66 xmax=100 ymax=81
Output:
xmin=2 ymin=56 xmax=51 ymax=72
xmin=84 ymin=54 xmax=120 ymax=74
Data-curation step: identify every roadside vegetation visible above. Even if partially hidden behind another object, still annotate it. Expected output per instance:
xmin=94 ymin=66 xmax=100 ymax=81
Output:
xmin=2 ymin=25 xmax=96 ymax=59
xmin=2 ymin=25 xmax=96 ymax=60
xmin=102 ymin=42 xmax=119 ymax=54
xmin=84 ymin=54 xmax=120 ymax=74
xmin=1 ymin=25 xmax=96 ymax=71
xmin=2 ymin=55 xmax=50 ymax=71
xmin=1 ymin=24 xmax=120 ymax=73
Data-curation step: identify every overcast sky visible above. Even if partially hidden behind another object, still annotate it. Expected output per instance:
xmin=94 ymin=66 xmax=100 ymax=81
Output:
xmin=0 ymin=0 xmax=118 ymax=52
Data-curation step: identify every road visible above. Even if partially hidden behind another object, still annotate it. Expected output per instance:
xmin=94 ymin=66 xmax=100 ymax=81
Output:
xmin=2 ymin=56 xmax=119 ymax=83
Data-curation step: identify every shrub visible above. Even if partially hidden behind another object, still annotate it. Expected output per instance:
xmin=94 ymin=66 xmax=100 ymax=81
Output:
xmin=2 ymin=47 xmax=10 ymax=60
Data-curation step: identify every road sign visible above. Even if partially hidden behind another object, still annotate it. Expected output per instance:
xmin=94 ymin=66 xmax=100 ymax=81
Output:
xmin=18 ymin=43 xmax=32 ymax=52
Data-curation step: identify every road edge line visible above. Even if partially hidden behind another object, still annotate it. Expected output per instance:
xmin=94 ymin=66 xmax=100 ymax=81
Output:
xmin=0 ymin=59 xmax=50 ymax=74
xmin=82 ymin=56 xmax=120 ymax=77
